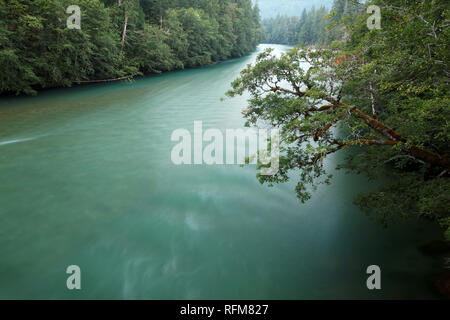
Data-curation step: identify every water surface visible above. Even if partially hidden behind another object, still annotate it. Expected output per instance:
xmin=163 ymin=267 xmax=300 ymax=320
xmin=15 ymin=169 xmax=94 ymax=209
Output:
xmin=0 ymin=44 xmax=440 ymax=299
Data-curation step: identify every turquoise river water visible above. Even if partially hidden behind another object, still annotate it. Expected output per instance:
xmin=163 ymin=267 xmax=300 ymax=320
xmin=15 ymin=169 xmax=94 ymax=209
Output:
xmin=0 ymin=45 xmax=442 ymax=299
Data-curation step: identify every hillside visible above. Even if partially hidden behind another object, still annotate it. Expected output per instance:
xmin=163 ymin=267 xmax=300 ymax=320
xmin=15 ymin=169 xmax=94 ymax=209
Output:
xmin=254 ymin=0 xmax=333 ymax=18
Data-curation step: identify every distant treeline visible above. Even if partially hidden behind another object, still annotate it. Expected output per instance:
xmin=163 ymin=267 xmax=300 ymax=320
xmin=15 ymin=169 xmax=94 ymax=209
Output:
xmin=260 ymin=0 xmax=363 ymax=45
xmin=0 ymin=0 xmax=260 ymax=95
xmin=261 ymin=7 xmax=330 ymax=45
xmin=254 ymin=0 xmax=332 ymax=19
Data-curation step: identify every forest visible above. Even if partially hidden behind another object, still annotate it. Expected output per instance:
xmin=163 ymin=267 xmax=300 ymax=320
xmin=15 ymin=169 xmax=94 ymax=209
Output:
xmin=0 ymin=0 xmax=260 ymax=95
xmin=261 ymin=7 xmax=331 ymax=45
xmin=254 ymin=0 xmax=332 ymax=19
xmin=260 ymin=0 xmax=364 ymax=45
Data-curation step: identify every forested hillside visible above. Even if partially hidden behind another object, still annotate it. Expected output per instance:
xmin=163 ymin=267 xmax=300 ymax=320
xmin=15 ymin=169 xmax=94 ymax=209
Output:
xmin=261 ymin=0 xmax=364 ymax=45
xmin=0 ymin=0 xmax=260 ymax=95
xmin=254 ymin=0 xmax=333 ymax=18
xmin=261 ymin=7 xmax=330 ymax=45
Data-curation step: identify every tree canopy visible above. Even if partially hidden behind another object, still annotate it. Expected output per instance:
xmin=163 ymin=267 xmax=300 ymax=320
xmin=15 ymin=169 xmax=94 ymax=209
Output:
xmin=0 ymin=0 xmax=261 ymax=95
xmin=227 ymin=0 xmax=450 ymax=238
xmin=254 ymin=0 xmax=333 ymax=19
xmin=261 ymin=7 xmax=330 ymax=45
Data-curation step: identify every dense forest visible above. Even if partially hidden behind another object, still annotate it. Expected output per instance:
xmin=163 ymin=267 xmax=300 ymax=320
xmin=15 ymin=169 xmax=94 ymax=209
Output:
xmin=261 ymin=7 xmax=330 ymax=45
xmin=261 ymin=0 xmax=364 ymax=45
xmin=254 ymin=0 xmax=332 ymax=19
xmin=0 ymin=0 xmax=260 ymax=95
xmin=229 ymin=0 xmax=450 ymax=240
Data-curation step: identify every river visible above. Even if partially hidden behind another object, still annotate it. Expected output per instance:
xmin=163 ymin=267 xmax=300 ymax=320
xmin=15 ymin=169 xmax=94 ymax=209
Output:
xmin=0 ymin=44 xmax=441 ymax=299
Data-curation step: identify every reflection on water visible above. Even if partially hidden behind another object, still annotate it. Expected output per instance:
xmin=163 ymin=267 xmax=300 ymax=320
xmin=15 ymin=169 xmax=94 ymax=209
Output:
xmin=0 ymin=45 xmax=441 ymax=299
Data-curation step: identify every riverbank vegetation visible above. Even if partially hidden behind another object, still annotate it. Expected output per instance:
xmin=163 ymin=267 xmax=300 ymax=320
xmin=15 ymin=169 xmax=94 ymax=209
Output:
xmin=228 ymin=0 xmax=449 ymax=239
xmin=0 ymin=0 xmax=260 ymax=95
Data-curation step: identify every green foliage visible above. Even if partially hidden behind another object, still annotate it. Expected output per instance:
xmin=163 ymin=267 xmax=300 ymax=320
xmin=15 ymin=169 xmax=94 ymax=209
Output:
xmin=227 ymin=0 xmax=450 ymax=235
xmin=261 ymin=7 xmax=330 ymax=45
xmin=0 ymin=0 xmax=260 ymax=95
xmin=255 ymin=0 xmax=333 ymax=19
xmin=260 ymin=0 xmax=365 ymax=46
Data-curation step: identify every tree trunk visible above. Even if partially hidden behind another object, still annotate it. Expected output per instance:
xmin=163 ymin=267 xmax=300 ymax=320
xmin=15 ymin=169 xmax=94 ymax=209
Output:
xmin=120 ymin=15 xmax=128 ymax=54
xmin=271 ymin=84 xmax=450 ymax=170
xmin=331 ymin=99 xmax=450 ymax=170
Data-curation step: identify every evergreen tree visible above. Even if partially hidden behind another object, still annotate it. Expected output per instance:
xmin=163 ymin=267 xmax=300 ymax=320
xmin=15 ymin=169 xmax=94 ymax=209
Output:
xmin=261 ymin=6 xmax=330 ymax=45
